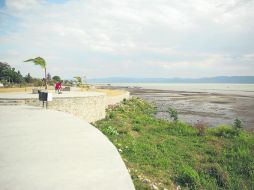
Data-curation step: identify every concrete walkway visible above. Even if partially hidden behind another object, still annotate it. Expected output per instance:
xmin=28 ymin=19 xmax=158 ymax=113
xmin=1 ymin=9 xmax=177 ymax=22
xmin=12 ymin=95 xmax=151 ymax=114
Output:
xmin=0 ymin=105 xmax=135 ymax=190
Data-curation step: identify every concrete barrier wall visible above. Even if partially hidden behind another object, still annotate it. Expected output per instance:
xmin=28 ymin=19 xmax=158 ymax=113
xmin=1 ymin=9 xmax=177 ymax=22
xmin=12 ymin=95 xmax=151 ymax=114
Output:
xmin=25 ymin=95 xmax=105 ymax=123
xmin=48 ymin=96 xmax=106 ymax=123
xmin=25 ymin=92 xmax=130 ymax=123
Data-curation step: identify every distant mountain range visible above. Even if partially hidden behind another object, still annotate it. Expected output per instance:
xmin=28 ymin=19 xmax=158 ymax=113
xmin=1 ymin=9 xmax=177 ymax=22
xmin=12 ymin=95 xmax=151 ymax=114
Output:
xmin=88 ymin=76 xmax=254 ymax=84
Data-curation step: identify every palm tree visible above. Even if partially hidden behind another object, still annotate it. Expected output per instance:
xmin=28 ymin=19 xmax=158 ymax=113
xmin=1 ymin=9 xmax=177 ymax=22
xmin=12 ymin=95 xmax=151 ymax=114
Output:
xmin=24 ymin=57 xmax=47 ymax=89
xmin=74 ymin=76 xmax=82 ymax=86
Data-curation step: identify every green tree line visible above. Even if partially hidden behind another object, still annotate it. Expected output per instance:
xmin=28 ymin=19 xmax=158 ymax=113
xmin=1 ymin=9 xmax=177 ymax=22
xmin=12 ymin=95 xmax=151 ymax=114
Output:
xmin=0 ymin=61 xmax=73 ymax=87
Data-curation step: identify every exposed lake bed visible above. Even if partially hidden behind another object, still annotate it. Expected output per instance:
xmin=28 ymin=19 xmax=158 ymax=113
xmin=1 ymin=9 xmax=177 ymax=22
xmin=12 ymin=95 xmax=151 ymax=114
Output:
xmin=103 ymin=84 xmax=254 ymax=131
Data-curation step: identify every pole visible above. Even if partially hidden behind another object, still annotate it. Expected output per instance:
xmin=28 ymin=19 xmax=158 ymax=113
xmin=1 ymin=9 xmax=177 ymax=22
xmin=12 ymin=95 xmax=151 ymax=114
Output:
xmin=45 ymin=67 xmax=47 ymax=90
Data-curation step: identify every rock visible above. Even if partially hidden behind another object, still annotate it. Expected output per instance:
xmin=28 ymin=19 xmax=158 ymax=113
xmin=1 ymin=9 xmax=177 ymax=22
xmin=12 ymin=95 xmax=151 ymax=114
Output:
xmin=151 ymin=184 xmax=159 ymax=190
xmin=142 ymin=178 xmax=150 ymax=184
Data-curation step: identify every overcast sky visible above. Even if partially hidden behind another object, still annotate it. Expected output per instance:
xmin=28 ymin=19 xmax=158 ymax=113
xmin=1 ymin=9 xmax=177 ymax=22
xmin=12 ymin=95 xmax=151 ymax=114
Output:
xmin=0 ymin=0 xmax=254 ymax=79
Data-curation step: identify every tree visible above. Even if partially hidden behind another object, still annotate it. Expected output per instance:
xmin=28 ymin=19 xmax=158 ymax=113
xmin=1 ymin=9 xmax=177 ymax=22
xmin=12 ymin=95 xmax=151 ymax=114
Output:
xmin=74 ymin=76 xmax=82 ymax=86
xmin=24 ymin=57 xmax=47 ymax=89
xmin=24 ymin=73 xmax=33 ymax=83
xmin=0 ymin=62 xmax=12 ymax=83
xmin=47 ymin=73 xmax=52 ymax=81
xmin=15 ymin=70 xmax=24 ymax=83
xmin=0 ymin=62 xmax=11 ymax=73
xmin=0 ymin=62 xmax=24 ymax=84
xmin=52 ymin=75 xmax=61 ymax=82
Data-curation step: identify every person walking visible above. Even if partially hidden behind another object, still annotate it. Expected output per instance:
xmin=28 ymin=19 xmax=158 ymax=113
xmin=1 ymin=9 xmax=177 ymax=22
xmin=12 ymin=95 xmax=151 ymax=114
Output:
xmin=55 ymin=81 xmax=62 ymax=94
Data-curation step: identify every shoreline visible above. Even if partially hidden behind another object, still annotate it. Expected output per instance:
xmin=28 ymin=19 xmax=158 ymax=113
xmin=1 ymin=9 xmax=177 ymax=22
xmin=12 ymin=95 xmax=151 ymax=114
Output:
xmin=96 ymin=83 xmax=254 ymax=96
xmin=99 ymin=85 xmax=254 ymax=131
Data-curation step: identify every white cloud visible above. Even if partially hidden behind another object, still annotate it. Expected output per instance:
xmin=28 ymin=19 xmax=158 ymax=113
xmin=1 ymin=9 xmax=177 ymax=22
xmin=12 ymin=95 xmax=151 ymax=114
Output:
xmin=0 ymin=0 xmax=254 ymax=78
xmin=5 ymin=0 xmax=41 ymax=11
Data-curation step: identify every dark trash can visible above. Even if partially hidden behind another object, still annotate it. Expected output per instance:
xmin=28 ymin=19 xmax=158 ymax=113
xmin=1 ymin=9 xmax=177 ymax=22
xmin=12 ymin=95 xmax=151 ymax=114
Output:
xmin=38 ymin=91 xmax=48 ymax=101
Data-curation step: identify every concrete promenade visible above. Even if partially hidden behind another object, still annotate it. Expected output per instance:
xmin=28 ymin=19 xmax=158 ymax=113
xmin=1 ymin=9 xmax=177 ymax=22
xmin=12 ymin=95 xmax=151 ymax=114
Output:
xmin=0 ymin=105 xmax=135 ymax=190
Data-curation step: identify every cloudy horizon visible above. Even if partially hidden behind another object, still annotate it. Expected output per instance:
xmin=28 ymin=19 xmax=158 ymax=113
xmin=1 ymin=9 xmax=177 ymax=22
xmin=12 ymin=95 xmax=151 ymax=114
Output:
xmin=0 ymin=0 xmax=254 ymax=79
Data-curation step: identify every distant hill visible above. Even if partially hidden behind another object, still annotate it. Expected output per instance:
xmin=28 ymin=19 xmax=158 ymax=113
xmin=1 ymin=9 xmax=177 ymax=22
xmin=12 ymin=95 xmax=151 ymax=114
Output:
xmin=88 ymin=76 xmax=254 ymax=84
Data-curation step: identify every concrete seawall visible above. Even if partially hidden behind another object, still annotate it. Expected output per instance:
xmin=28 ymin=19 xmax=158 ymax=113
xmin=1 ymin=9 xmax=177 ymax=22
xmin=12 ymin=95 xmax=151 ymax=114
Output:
xmin=0 ymin=91 xmax=130 ymax=123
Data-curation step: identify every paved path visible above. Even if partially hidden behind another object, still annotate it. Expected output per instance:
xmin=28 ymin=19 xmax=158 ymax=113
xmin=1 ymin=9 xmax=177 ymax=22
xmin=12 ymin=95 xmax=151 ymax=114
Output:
xmin=0 ymin=105 xmax=135 ymax=190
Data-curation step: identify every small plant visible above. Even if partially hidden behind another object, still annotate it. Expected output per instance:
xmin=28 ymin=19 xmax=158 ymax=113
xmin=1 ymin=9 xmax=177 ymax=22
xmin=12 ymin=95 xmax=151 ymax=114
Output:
xmin=233 ymin=118 xmax=243 ymax=130
xmin=194 ymin=120 xmax=207 ymax=136
xmin=132 ymin=125 xmax=141 ymax=132
xmin=105 ymin=126 xmax=119 ymax=136
xmin=168 ymin=107 xmax=178 ymax=122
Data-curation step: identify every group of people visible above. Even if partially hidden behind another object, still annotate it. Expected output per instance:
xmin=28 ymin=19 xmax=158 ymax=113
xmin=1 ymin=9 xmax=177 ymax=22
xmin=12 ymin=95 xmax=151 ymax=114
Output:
xmin=55 ymin=81 xmax=62 ymax=94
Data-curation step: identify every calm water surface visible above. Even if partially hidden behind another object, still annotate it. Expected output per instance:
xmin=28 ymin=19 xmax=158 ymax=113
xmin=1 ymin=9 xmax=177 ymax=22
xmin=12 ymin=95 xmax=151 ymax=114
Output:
xmin=111 ymin=83 xmax=254 ymax=96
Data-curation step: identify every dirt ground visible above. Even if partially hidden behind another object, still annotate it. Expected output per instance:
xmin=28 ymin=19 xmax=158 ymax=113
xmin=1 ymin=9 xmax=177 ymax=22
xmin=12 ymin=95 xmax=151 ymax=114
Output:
xmin=102 ymin=86 xmax=254 ymax=131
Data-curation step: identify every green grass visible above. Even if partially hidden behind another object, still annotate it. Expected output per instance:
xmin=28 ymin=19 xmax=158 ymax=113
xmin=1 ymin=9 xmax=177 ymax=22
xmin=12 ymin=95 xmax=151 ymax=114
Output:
xmin=94 ymin=97 xmax=254 ymax=190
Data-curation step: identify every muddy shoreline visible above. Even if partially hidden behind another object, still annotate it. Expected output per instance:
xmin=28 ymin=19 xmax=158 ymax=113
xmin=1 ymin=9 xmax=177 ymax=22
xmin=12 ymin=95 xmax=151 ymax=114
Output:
xmin=99 ymin=85 xmax=254 ymax=131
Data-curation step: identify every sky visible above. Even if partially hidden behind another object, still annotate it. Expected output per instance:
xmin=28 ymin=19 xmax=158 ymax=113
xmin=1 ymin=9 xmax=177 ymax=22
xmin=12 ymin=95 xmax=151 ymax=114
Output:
xmin=0 ymin=0 xmax=254 ymax=79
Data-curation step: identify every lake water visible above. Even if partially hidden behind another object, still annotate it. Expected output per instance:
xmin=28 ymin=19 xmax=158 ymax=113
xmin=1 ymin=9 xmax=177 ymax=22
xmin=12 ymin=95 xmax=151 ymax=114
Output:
xmin=111 ymin=83 xmax=254 ymax=96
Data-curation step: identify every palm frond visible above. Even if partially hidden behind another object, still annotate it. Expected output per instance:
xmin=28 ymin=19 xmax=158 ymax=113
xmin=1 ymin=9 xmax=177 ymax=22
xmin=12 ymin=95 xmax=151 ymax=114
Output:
xmin=74 ymin=76 xmax=82 ymax=81
xmin=24 ymin=57 xmax=46 ymax=69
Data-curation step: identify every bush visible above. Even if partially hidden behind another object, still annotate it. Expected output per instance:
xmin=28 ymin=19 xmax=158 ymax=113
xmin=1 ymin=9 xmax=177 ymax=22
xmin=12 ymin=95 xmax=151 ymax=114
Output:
xmin=168 ymin=107 xmax=178 ymax=122
xmin=204 ymin=163 xmax=229 ymax=188
xmin=194 ymin=120 xmax=207 ymax=136
xmin=233 ymin=118 xmax=243 ymax=130
xmin=209 ymin=125 xmax=238 ymax=138
xmin=176 ymin=165 xmax=201 ymax=189
xmin=33 ymin=79 xmax=44 ymax=87
xmin=132 ymin=125 xmax=141 ymax=132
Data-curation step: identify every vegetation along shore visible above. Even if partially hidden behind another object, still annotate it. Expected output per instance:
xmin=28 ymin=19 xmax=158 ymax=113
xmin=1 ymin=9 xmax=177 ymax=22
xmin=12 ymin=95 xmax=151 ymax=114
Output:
xmin=94 ymin=97 xmax=254 ymax=190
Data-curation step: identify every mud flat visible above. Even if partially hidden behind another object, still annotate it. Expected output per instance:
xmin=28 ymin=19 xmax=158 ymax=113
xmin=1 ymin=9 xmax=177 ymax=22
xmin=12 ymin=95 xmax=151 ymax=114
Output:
xmin=100 ymin=85 xmax=254 ymax=131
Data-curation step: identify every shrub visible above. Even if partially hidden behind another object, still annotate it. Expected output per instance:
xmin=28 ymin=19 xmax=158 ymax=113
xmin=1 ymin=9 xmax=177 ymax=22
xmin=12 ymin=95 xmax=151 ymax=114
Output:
xmin=176 ymin=165 xmax=201 ymax=189
xmin=123 ymin=98 xmax=127 ymax=104
xmin=194 ymin=120 xmax=207 ymax=136
xmin=107 ymin=112 xmax=114 ymax=119
xmin=209 ymin=125 xmax=238 ymax=138
xmin=233 ymin=118 xmax=243 ymax=130
xmin=132 ymin=125 xmax=141 ymax=132
xmin=204 ymin=163 xmax=229 ymax=188
xmin=168 ymin=107 xmax=178 ymax=122
xmin=33 ymin=79 xmax=44 ymax=87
